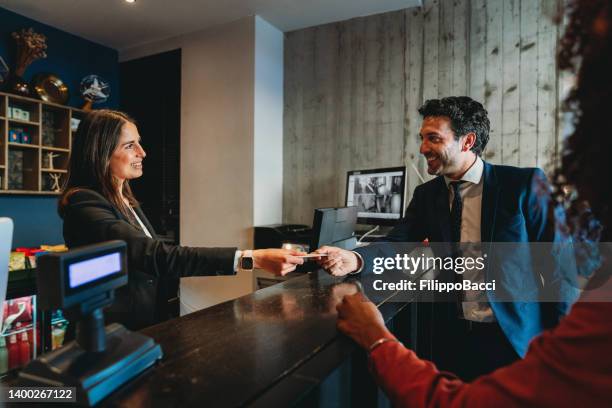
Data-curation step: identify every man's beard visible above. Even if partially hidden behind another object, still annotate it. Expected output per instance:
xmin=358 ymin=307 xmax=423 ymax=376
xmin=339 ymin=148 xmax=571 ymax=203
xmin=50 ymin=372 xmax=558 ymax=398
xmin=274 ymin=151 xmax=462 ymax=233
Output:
xmin=425 ymin=147 xmax=460 ymax=176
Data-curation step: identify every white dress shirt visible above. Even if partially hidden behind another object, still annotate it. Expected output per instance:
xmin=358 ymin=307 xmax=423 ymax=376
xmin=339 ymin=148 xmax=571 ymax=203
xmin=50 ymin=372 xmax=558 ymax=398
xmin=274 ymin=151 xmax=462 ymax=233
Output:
xmin=444 ymin=157 xmax=495 ymax=323
xmin=129 ymin=206 xmax=153 ymax=238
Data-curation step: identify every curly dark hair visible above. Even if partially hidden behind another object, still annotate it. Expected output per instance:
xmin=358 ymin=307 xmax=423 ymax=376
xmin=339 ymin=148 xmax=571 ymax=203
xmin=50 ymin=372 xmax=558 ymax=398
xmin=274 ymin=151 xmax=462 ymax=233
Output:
xmin=418 ymin=96 xmax=491 ymax=156
xmin=556 ymin=0 xmax=612 ymax=237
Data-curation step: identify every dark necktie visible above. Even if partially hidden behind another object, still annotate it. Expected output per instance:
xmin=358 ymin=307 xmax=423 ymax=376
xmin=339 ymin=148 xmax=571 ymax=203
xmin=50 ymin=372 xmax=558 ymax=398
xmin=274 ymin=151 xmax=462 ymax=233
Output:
xmin=449 ymin=181 xmax=466 ymax=244
xmin=449 ymin=180 xmax=466 ymax=315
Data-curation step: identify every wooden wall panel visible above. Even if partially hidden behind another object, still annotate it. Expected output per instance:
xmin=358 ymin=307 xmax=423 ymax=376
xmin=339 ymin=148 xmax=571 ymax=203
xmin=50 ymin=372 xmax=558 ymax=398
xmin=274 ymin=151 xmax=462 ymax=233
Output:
xmin=283 ymin=0 xmax=562 ymax=225
xmin=501 ymin=0 xmax=521 ymax=166
xmin=404 ymin=7 xmax=426 ymax=200
xmin=484 ymin=0 xmax=504 ymax=163
xmin=519 ymin=0 xmax=540 ymax=168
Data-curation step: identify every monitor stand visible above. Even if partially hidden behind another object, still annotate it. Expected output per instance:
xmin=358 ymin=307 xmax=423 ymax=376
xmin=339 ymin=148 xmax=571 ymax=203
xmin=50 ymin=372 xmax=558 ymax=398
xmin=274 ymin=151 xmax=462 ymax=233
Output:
xmin=18 ymin=323 xmax=162 ymax=406
xmin=355 ymin=224 xmax=392 ymax=242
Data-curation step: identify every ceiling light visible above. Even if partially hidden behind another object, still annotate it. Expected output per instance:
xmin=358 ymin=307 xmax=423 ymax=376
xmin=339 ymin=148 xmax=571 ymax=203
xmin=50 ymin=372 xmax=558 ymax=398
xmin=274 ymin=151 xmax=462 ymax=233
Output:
xmin=125 ymin=0 xmax=136 ymax=3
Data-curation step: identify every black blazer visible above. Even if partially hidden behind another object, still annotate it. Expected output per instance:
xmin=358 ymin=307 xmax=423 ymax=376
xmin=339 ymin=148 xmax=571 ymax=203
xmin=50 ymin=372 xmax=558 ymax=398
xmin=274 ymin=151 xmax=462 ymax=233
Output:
xmin=61 ymin=188 xmax=237 ymax=329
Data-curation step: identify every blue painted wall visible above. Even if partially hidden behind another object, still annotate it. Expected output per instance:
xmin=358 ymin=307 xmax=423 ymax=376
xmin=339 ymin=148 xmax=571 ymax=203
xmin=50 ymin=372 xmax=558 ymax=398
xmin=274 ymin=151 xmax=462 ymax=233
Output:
xmin=0 ymin=6 xmax=120 ymax=248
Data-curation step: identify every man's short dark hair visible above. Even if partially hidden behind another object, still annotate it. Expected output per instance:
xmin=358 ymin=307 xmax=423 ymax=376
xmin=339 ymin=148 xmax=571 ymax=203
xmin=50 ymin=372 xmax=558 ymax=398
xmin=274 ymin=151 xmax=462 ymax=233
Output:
xmin=418 ymin=96 xmax=490 ymax=156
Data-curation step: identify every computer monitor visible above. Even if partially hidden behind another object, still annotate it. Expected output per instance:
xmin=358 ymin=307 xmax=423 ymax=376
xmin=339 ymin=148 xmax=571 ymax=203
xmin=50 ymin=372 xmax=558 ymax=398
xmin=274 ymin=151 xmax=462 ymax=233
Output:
xmin=311 ymin=207 xmax=358 ymax=250
xmin=345 ymin=166 xmax=406 ymax=225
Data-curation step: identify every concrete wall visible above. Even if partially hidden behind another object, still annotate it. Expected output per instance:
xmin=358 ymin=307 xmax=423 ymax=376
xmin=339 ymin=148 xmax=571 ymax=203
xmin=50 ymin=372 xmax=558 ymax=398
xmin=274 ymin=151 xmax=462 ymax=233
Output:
xmin=283 ymin=0 xmax=562 ymax=224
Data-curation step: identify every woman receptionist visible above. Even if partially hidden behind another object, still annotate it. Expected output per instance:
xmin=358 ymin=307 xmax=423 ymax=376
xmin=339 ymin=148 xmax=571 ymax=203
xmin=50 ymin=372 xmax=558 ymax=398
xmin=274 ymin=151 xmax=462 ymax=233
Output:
xmin=59 ymin=109 xmax=304 ymax=330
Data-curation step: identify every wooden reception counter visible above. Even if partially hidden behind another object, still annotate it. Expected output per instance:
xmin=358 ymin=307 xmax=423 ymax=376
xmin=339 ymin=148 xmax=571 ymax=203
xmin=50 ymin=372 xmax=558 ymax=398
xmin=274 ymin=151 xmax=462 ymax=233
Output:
xmin=100 ymin=270 xmax=413 ymax=407
xmin=6 ymin=270 xmax=414 ymax=407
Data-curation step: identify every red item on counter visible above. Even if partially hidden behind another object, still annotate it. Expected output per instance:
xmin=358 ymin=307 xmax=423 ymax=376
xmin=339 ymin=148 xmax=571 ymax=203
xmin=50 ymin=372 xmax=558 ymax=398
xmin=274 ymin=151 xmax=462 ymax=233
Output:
xmin=8 ymin=334 xmax=19 ymax=370
xmin=14 ymin=248 xmax=46 ymax=257
xmin=15 ymin=248 xmax=35 ymax=257
xmin=19 ymin=332 xmax=31 ymax=366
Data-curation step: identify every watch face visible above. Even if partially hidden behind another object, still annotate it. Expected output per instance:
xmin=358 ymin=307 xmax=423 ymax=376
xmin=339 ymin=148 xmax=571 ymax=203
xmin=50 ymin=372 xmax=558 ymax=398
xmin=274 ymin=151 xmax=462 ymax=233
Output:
xmin=241 ymin=257 xmax=253 ymax=270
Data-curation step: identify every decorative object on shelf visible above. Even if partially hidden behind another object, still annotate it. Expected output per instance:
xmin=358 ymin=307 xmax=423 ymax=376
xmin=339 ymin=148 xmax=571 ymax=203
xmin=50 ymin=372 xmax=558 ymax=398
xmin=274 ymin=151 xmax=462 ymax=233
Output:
xmin=11 ymin=28 xmax=47 ymax=77
xmin=6 ymin=28 xmax=47 ymax=96
xmin=8 ymin=150 xmax=23 ymax=190
xmin=80 ymin=74 xmax=110 ymax=111
xmin=32 ymin=73 xmax=69 ymax=105
xmin=70 ymin=117 xmax=81 ymax=132
xmin=8 ymin=128 xmax=30 ymax=144
xmin=44 ymin=152 xmax=60 ymax=169
xmin=0 ymin=56 xmax=9 ymax=87
xmin=8 ymin=129 xmax=21 ymax=143
xmin=48 ymin=173 xmax=62 ymax=192
xmin=8 ymin=107 xmax=31 ymax=121
xmin=5 ymin=76 xmax=30 ymax=96
xmin=42 ymin=110 xmax=56 ymax=146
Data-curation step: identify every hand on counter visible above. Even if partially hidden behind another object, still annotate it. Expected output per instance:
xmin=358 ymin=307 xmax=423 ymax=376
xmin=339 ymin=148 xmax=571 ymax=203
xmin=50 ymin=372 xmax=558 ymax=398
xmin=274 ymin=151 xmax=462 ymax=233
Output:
xmin=253 ymin=248 xmax=306 ymax=276
xmin=312 ymin=246 xmax=361 ymax=276
xmin=336 ymin=292 xmax=395 ymax=350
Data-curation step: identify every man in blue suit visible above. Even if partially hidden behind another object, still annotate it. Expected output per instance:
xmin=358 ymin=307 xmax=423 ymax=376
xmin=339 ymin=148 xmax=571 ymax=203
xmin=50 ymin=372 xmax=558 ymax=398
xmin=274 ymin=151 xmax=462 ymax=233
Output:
xmin=316 ymin=96 xmax=574 ymax=380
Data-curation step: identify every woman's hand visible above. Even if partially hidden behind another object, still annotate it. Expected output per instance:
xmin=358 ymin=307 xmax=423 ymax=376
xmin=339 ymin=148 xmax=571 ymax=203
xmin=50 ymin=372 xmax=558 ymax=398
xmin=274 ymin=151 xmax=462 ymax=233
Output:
xmin=253 ymin=248 xmax=306 ymax=276
xmin=336 ymin=292 xmax=395 ymax=349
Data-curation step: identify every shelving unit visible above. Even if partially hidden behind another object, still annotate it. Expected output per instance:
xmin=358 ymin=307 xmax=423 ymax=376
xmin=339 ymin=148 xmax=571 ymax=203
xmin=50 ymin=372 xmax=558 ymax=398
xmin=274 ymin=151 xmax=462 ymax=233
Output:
xmin=0 ymin=91 xmax=84 ymax=195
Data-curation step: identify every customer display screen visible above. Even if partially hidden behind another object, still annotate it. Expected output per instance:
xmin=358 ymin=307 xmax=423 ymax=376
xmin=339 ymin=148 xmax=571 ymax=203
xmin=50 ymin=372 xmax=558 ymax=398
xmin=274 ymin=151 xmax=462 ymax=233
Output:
xmin=68 ymin=251 xmax=122 ymax=289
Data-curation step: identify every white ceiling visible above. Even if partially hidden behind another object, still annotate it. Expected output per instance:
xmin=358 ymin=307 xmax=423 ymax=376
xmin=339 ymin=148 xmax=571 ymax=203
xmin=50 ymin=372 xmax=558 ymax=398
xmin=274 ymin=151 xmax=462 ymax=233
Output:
xmin=0 ymin=0 xmax=421 ymax=51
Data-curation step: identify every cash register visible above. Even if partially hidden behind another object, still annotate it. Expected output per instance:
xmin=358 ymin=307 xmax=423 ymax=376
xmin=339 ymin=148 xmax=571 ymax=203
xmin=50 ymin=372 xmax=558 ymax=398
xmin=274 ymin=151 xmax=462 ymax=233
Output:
xmin=18 ymin=241 xmax=163 ymax=406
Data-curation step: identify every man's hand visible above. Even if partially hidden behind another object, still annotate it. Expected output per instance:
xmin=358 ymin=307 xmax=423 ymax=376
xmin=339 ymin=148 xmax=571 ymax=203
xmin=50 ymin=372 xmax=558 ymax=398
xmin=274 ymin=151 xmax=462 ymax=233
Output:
xmin=336 ymin=292 xmax=395 ymax=350
xmin=313 ymin=246 xmax=361 ymax=276
xmin=253 ymin=248 xmax=305 ymax=276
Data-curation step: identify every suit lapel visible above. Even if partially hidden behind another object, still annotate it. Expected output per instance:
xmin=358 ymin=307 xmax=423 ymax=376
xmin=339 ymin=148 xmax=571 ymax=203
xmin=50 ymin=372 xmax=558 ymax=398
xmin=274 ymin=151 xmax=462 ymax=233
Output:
xmin=434 ymin=177 xmax=452 ymax=242
xmin=481 ymin=162 xmax=500 ymax=242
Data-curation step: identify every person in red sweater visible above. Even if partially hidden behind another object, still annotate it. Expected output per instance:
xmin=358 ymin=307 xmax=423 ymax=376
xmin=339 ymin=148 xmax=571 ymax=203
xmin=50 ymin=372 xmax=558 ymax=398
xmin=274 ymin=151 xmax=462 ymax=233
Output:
xmin=335 ymin=1 xmax=612 ymax=406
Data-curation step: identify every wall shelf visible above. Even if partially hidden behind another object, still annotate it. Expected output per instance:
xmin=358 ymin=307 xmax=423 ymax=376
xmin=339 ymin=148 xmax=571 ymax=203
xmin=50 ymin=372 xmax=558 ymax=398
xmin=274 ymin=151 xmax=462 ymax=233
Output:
xmin=8 ymin=118 xmax=40 ymax=126
xmin=0 ymin=91 xmax=83 ymax=194
xmin=8 ymin=142 xmax=39 ymax=149
xmin=41 ymin=168 xmax=67 ymax=173
xmin=41 ymin=146 xmax=70 ymax=152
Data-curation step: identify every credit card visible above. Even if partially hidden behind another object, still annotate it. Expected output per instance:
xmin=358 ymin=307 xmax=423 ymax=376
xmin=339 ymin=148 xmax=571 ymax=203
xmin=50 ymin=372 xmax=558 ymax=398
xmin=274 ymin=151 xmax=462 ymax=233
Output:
xmin=296 ymin=254 xmax=329 ymax=258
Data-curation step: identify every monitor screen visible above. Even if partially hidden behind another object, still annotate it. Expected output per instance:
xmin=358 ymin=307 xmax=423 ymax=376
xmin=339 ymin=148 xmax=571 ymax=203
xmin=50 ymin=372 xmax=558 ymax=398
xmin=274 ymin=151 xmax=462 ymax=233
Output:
xmin=346 ymin=166 xmax=406 ymax=225
xmin=68 ymin=251 xmax=123 ymax=289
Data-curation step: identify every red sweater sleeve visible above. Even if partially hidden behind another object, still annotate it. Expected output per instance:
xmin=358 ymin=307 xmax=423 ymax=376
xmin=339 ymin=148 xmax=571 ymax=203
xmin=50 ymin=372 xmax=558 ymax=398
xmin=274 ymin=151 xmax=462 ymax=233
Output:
xmin=369 ymin=301 xmax=612 ymax=408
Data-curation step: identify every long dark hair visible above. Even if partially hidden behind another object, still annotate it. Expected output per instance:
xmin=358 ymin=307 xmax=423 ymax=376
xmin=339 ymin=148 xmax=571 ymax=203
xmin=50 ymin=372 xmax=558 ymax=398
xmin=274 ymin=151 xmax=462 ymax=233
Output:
xmin=555 ymin=0 xmax=611 ymax=238
xmin=59 ymin=109 xmax=139 ymax=221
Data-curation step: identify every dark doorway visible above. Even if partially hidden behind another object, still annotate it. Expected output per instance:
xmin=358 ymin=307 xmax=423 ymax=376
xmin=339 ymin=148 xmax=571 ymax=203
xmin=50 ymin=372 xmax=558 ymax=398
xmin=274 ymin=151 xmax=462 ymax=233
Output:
xmin=120 ymin=49 xmax=181 ymax=244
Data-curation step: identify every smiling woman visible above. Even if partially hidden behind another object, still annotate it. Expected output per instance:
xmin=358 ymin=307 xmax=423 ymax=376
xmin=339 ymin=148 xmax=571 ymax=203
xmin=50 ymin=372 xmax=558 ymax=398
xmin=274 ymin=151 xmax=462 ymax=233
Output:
xmin=57 ymin=110 xmax=305 ymax=330
xmin=60 ymin=110 xmax=139 ymax=221
xmin=109 ymin=122 xmax=146 ymax=184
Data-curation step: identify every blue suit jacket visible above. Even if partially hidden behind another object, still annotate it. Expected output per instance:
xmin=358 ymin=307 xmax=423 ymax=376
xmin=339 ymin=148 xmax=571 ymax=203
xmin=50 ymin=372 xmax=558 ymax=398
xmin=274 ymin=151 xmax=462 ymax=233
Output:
xmin=356 ymin=161 xmax=576 ymax=356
